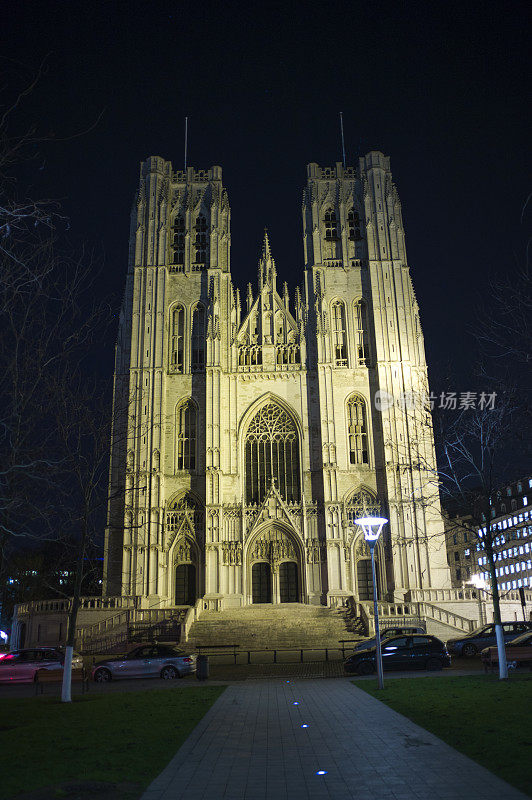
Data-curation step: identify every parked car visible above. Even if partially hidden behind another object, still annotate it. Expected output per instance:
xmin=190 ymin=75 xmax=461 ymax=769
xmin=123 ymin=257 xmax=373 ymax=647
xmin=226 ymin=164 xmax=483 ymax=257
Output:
xmin=446 ymin=621 xmax=532 ymax=657
xmin=481 ymin=630 xmax=532 ymax=670
xmin=352 ymin=626 xmax=426 ymax=652
xmin=92 ymin=644 xmax=197 ymax=682
xmin=0 ymin=647 xmax=83 ymax=683
xmin=344 ymin=634 xmax=451 ymax=675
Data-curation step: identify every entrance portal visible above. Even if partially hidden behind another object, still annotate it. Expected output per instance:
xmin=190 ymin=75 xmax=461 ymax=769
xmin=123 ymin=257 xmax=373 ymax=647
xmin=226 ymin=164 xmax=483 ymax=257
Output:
xmin=175 ymin=564 xmax=196 ymax=605
xmin=252 ymin=562 xmax=272 ymax=603
xmin=357 ymin=558 xmax=379 ymax=601
xmin=279 ymin=561 xmax=298 ymax=602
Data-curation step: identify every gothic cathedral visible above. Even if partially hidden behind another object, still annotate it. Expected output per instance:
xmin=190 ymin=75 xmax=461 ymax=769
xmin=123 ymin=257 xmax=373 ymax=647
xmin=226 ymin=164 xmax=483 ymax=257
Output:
xmin=103 ymin=151 xmax=451 ymax=612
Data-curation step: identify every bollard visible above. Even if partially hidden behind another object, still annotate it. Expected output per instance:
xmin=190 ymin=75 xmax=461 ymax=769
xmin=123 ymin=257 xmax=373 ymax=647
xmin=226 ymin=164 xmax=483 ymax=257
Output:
xmin=196 ymin=654 xmax=209 ymax=681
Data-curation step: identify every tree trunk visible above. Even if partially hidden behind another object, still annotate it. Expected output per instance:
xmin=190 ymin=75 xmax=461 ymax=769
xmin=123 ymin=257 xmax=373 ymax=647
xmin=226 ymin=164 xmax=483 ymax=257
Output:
xmin=61 ymin=517 xmax=87 ymax=702
xmin=484 ymin=510 xmax=508 ymax=680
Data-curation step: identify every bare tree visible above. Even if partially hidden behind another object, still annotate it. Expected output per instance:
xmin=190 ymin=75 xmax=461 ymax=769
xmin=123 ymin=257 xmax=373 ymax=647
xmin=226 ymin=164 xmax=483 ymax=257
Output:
xmin=46 ymin=370 xmax=112 ymax=702
xmin=433 ymin=393 xmax=525 ymax=679
xmin=0 ymin=71 xmax=110 ymax=636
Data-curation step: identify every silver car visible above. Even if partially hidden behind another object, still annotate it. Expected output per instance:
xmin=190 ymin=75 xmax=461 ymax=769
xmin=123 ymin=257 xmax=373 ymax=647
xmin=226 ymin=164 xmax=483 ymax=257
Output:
xmin=92 ymin=644 xmax=197 ymax=682
xmin=0 ymin=647 xmax=83 ymax=683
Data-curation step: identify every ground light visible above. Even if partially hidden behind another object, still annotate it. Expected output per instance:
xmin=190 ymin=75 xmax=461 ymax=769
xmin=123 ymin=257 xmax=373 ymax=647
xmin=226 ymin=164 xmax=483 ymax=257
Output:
xmin=353 ymin=515 xmax=388 ymax=690
xmin=316 ymin=771 xmax=327 ymax=775
xmin=301 ymin=724 xmax=309 ymax=728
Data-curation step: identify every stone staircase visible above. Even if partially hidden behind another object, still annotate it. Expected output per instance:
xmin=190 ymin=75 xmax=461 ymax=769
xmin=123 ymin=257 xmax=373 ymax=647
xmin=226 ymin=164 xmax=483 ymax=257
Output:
xmin=187 ymin=603 xmax=361 ymax=651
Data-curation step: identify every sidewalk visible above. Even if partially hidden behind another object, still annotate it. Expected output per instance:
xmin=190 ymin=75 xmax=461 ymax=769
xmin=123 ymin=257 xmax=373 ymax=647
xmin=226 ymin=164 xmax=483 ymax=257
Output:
xmin=141 ymin=678 xmax=529 ymax=800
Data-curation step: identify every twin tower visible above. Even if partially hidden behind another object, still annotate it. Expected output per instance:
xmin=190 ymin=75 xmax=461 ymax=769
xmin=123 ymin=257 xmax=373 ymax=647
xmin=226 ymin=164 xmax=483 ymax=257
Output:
xmin=103 ymin=151 xmax=450 ymax=613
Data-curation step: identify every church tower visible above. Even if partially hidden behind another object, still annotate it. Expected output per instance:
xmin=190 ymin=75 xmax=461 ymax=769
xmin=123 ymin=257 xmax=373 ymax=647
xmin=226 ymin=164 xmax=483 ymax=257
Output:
xmin=103 ymin=152 xmax=450 ymax=611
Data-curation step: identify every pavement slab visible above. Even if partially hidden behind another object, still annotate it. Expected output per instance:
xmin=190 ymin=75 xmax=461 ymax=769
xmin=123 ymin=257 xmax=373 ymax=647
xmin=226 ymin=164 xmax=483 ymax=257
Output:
xmin=141 ymin=677 xmax=528 ymax=800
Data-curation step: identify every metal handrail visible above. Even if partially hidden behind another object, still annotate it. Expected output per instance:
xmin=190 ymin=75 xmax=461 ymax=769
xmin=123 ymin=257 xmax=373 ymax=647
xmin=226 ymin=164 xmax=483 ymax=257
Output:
xmin=192 ymin=644 xmax=351 ymax=665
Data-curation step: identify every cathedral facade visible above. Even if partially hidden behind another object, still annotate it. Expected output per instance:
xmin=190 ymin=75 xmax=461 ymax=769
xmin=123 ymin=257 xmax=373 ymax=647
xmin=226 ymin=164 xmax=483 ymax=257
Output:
xmin=103 ymin=151 xmax=451 ymax=612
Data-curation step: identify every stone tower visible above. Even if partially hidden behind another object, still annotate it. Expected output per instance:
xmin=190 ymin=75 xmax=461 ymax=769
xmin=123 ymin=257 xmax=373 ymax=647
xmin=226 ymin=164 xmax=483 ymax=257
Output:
xmin=103 ymin=152 xmax=450 ymax=611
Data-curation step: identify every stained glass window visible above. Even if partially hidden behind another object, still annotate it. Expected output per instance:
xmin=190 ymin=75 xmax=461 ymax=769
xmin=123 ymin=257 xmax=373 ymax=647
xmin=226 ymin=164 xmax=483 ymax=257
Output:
xmin=245 ymin=403 xmax=300 ymax=504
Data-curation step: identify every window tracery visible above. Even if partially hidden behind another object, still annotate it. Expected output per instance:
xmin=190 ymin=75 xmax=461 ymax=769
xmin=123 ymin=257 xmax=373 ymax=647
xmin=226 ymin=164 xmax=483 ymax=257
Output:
xmin=194 ymin=214 xmax=207 ymax=263
xmin=171 ymin=214 xmax=185 ymax=268
xmin=332 ymin=301 xmax=348 ymax=366
xmin=244 ymin=403 xmax=300 ymax=504
xmin=354 ymin=300 xmax=369 ymax=366
xmin=347 ymin=395 xmax=369 ymax=465
xmin=176 ymin=400 xmax=197 ymax=471
xmin=191 ymin=304 xmax=206 ymax=371
xmin=170 ymin=305 xmax=184 ymax=372
xmin=347 ymin=208 xmax=362 ymax=240
xmin=345 ymin=488 xmax=380 ymax=525
xmin=324 ymin=208 xmax=338 ymax=240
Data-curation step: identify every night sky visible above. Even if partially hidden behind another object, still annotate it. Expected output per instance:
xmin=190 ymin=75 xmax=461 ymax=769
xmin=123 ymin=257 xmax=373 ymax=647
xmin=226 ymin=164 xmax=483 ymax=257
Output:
xmin=3 ymin=0 xmax=530 ymax=386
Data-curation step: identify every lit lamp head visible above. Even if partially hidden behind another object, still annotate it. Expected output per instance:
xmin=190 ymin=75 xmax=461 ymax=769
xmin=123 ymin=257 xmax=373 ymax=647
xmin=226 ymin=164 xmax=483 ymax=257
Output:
xmin=353 ymin=516 xmax=388 ymax=549
xmin=470 ymin=573 xmax=488 ymax=591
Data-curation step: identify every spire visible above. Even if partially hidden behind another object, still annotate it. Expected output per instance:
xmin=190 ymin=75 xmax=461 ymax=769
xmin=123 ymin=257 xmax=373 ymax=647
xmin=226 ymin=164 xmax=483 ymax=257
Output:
xmin=262 ymin=227 xmax=272 ymax=260
xmin=258 ymin=227 xmax=276 ymax=289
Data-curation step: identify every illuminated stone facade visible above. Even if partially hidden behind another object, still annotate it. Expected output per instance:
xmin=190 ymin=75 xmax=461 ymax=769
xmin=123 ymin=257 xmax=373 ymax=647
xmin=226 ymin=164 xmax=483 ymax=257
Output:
xmin=103 ymin=152 xmax=451 ymax=611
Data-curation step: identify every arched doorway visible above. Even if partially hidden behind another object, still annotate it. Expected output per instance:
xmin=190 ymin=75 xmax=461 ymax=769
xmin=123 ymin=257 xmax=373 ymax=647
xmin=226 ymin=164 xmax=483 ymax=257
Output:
xmin=175 ymin=564 xmax=196 ymax=606
xmin=279 ymin=561 xmax=298 ymax=602
xmin=357 ymin=558 xmax=379 ymax=601
xmin=252 ymin=562 xmax=272 ymax=603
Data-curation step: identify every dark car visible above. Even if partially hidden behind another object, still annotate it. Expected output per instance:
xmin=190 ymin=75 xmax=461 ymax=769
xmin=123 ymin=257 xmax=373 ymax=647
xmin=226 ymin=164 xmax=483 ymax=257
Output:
xmin=344 ymin=634 xmax=451 ymax=675
xmin=352 ymin=626 xmax=426 ymax=652
xmin=481 ymin=630 xmax=532 ymax=670
xmin=92 ymin=644 xmax=196 ymax=682
xmin=446 ymin=621 xmax=532 ymax=657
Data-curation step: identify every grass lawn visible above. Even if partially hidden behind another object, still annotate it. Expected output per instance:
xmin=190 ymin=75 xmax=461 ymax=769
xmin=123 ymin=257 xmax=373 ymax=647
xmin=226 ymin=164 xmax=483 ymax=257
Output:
xmin=0 ymin=685 xmax=225 ymax=799
xmin=353 ymin=674 xmax=532 ymax=796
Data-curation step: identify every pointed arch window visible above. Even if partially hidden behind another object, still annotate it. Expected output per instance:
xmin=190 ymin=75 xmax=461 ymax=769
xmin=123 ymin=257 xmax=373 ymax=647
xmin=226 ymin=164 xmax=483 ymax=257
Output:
xmin=347 ymin=208 xmax=362 ymax=241
xmin=347 ymin=395 xmax=369 ymax=465
xmin=170 ymin=305 xmax=185 ymax=372
xmin=194 ymin=214 xmax=207 ymax=263
xmin=176 ymin=400 xmax=197 ymax=471
xmin=332 ymin=301 xmax=348 ymax=366
xmin=244 ymin=403 xmax=300 ymax=504
xmin=324 ymin=208 xmax=338 ymax=240
xmin=354 ymin=300 xmax=369 ymax=366
xmin=191 ymin=304 xmax=206 ymax=371
xmin=172 ymin=215 xmax=185 ymax=266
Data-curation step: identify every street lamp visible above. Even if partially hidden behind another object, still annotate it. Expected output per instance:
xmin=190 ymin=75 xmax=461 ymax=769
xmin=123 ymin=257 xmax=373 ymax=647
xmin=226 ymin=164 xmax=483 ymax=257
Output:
xmin=470 ymin=573 xmax=488 ymax=626
xmin=354 ymin=516 xmax=388 ymax=690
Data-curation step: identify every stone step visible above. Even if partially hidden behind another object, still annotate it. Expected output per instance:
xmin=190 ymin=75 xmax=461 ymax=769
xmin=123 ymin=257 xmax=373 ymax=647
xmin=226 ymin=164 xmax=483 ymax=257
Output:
xmin=187 ymin=603 xmax=357 ymax=649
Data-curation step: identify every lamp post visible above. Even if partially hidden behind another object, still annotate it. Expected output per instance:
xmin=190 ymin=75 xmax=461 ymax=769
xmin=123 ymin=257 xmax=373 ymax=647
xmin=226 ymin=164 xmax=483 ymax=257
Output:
xmin=354 ymin=516 xmax=388 ymax=690
xmin=470 ymin=573 xmax=488 ymax=626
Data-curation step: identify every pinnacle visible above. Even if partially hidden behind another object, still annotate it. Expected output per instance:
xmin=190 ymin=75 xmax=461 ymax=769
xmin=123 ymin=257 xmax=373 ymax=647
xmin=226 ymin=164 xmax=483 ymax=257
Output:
xmin=262 ymin=227 xmax=272 ymax=259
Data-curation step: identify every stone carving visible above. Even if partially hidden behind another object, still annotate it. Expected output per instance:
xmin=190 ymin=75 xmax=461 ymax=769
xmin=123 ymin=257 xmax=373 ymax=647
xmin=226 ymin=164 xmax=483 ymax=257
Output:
xmin=250 ymin=529 xmax=297 ymax=564
xmin=345 ymin=488 xmax=380 ymax=522
xmin=173 ymin=539 xmax=194 ymax=564
xmin=222 ymin=541 xmax=242 ymax=566
xmin=245 ymin=482 xmax=301 ymax=536
xmin=355 ymin=539 xmax=370 ymax=559
xmin=165 ymin=494 xmax=203 ymax=551
xmin=306 ymin=540 xmax=326 ymax=564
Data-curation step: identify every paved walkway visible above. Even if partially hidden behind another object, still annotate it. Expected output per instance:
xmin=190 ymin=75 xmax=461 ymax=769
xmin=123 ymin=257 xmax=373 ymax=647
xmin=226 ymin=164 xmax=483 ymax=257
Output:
xmin=141 ymin=678 xmax=529 ymax=800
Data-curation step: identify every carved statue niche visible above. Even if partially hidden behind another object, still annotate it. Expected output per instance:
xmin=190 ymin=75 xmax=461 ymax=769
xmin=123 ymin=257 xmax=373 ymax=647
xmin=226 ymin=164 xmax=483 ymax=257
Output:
xmin=222 ymin=541 xmax=243 ymax=566
xmin=173 ymin=538 xmax=194 ymax=564
xmin=250 ymin=529 xmax=297 ymax=565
